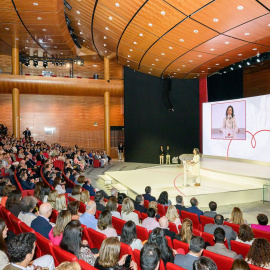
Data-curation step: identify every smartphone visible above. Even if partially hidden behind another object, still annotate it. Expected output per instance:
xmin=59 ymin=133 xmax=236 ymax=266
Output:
xmin=124 ymin=255 xmax=131 ymax=269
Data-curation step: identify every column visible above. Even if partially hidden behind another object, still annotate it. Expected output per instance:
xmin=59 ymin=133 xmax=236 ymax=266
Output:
xmin=12 ymin=88 xmax=20 ymax=139
xmin=12 ymin=46 xmax=20 ymax=75
xmin=104 ymin=57 xmax=110 ymax=81
xmin=104 ymin=92 xmax=110 ymax=155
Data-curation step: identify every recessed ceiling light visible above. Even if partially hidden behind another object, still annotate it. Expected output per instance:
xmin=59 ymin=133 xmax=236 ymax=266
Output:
xmin=128 ymin=55 xmax=130 ymax=57
xmin=105 ymin=27 xmax=109 ymax=30
xmin=238 ymin=64 xmax=242 ymax=68
xmin=130 ymin=49 xmax=133 ymax=51
xmin=216 ymin=63 xmax=219 ymax=65
xmin=5 ymin=28 xmax=9 ymax=30
xmin=213 ymin=18 xmax=219 ymax=22
xmin=148 ymin=72 xmax=151 ymax=74
xmin=245 ymin=33 xmax=250 ymax=36
xmin=210 ymin=48 xmax=215 ymax=51
xmin=161 ymin=11 xmax=165 ymax=15
xmin=127 ymin=65 xmax=130 ymax=67
xmin=115 ymin=3 xmax=120 ymax=7
xmin=148 ymin=23 xmax=153 ymax=27
xmin=238 ymin=54 xmax=242 ymax=56
xmin=202 ymin=71 xmax=205 ymax=73
xmin=161 ymin=53 xmax=165 ymax=55
xmin=268 ymin=24 xmax=270 ymax=26
xmin=150 ymin=68 xmax=152 ymax=70
xmin=198 ymin=55 xmax=202 ymax=57
xmin=152 ymin=64 xmax=155 ymax=66
xmin=207 ymin=67 xmax=211 ymax=69
xmin=179 ymin=39 xmax=184 ymax=42
xmin=54 ymin=46 xmax=57 ymax=48
xmin=155 ymin=59 xmax=159 ymax=61
xmin=109 ymin=16 xmax=113 ymax=20
xmin=225 ymin=41 xmax=230 ymax=44
xmin=237 ymin=6 xmax=244 ymax=10
xmin=177 ymin=69 xmax=180 ymax=71
xmin=78 ymin=22 xmax=81 ymax=25
xmin=48 ymin=38 xmax=52 ymax=41
xmin=169 ymin=47 xmax=173 ymax=49
xmin=225 ymin=59 xmax=229 ymax=61
xmin=15 ymin=38 xmax=19 ymax=40
xmin=189 ymin=60 xmax=193 ymax=62
xmin=194 ymin=30 xmax=198 ymax=33
xmin=37 ymin=17 xmax=42 ymax=20
xmin=77 ymin=11 xmax=80 ymax=14
xmin=33 ymin=3 xmax=38 ymax=5
xmin=173 ymin=73 xmax=176 ymax=74
xmin=93 ymin=65 xmax=97 ymax=67
xmin=139 ymin=33 xmax=143 ymax=36
xmin=133 ymin=41 xmax=137 ymax=44
xmin=252 ymin=48 xmax=257 ymax=50
xmin=104 ymin=36 xmax=107 ymax=39
xmin=83 ymin=39 xmax=85 ymax=42
xmin=104 ymin=44 xmax=106 ymax=46
xmin=182 ymin=65 xmax=185 ymax=67
xmin=25 ymin=47 xmax=28 ymax=49
xmin=105 ymin=50 xmax=107 ymax=53
xmin=194 ymin=77 xmax=197 ymax=78
xmin=42 ymin=29 xmax=46 ymax=31
xmin=80 ymin=32 xmax=83 ymax=34
xmin=60 ymin=52 xmax=63 ymax=54
xmin=127 ymin=60 xmax=130 ymax=62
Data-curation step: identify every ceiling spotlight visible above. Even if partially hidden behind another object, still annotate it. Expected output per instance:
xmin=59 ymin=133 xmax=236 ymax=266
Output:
xmin=33 ymin=59 xmax=38 ymax=67
xmin=25 ymin=60 xmax=30 ymax=67
xmin=109 ymin=16 xmax=113 ymax=20
xmin=43 ymin=61 xmax=48 ymax=68
xmin=247 ymin=61 xmax=250 ymax=65
xmin=237 ymin=5 xmax=244 ymax=10
xmin=230 ymin=67 xmax=234 ymax=70
xmin=115 ymin=3 xmax=120 ymax=7
xmin=238 ymin=64 xmax=242 ymax=68
xmin=180 ymin=39 xmax=184 ymax=42
xmin=133 ymin=41 xmax=137 ymax=44
xmin=161 ymin=11 xmax=166 ymax=15
xmin=244 ymin=33 xmax=250 ymax=36
xmin=77 ymin=59 xmax=81 ymax=65
xmin=256 ymin=58 xmax=260 ymax=62
xmin=213 ymin=18 xmax=219 ymax=22
xmin=169 ymin=47 xmax=173 ymax=49
xmin=225 ymin=41 xmax=230 ymax=44
xmin=139 ymin=33 xmax=143 ymax=36
xmin=148 ymin=23 xmax=153 ymax=27
xmin=194 ymin=30 xmax=198 ymax=33
xmin=37 ymin=17 xmax=42 ymax=20
xmin=67 ymin=63 xmax=70 ymax=67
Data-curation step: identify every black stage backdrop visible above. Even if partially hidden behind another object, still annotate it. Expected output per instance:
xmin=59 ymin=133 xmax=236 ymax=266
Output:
xmin=124 ymin=67 xmax=199 ymax=163
xmin=207 ymin=69 xmax=243 ymax=102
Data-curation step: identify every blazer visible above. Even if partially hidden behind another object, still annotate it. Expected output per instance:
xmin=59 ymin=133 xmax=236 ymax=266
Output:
xmin=134 ymin=203 xmax=147 ymax=213
xmin=161 ymin=228 xmax=176 ymax=241
xmin=204 ymin=223 xmax=237 ymax=249
xmin=143 ymin=193 xmax=156 ymax=202
xmin=186 ymin=206 xmax=204 ymax=221
xmin=174 ymin=253 xmax=199 ymax=270
xmin=82 ymin=184 xmax=96 ymax=196
xmin=31 ymin=216 xmax=52 ymax=239
xmin=206 ymin=243 xmax=239 ymax=259
xmin=20 ymin=179 xmax=35 ymax=190
xmin=204 ymin=211 xmax=217 ymax=218
xmin=175 ymin=204 xmax=186 ymax=213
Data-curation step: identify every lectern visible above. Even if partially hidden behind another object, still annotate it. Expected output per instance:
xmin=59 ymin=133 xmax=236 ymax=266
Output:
xmin=179 ymin=154 xmax=194 ymax=187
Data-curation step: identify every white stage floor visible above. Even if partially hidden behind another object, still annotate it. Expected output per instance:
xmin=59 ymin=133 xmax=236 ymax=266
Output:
xmin=104 ymin=158 xmax=270 ymax=207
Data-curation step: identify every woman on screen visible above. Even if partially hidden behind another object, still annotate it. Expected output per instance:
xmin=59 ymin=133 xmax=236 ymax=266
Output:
xmin=220 ymin=105 xmax=239 ymax=138
xmin=188 ymin=148 xmax=200 ymax=187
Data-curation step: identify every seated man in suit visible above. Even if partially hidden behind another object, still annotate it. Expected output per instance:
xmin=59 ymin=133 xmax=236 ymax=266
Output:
xmin=174 ymin=236 xmax=205 ymax=270
xmin=159 ymin=216 xmax=176 ymax=241
xmin=135 ymin=194 xmax=147 ymax=213
xmin=143 ymin=186 xmax=156 ymax=202
xmin=95 ymin=191 xmax=106 ymax=211
xmin=4 ymin=232 xmax=55 ymax=270
xmin=175 ymin=195 xmax=186 ymax=213
xmin=186 ymin=197 xmax=204 ymax=221
xmin=204 ymin=214 xmax=237 ymax=249
xmin=206 ymin=227 xmax=241 ymax=259
xmin=31 ymin=203 xmax=53 ymax=239
xmin=19 ymin=170 xmax=38 ymax=190
xmin=204 ymin=201 xmax=218 ymax=218
xmin=141 ymin=243 xmax=161 ymax=270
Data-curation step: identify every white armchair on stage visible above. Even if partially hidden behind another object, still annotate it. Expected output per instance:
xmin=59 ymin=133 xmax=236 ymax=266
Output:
xmin=179 ymin=154 xmax=194 ymax=187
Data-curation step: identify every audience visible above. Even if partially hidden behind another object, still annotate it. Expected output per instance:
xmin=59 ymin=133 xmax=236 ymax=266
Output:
xmin=134 ymin=194 xmax=147 ymax=213
xmin=176 ymin=218 xmax=193 ymax=244
xmin=81 ymin=177 xmax=96 ymax=196
xmin=193 ymin=257 xmax=217 ymax=270
xmin=40 ymin=184 xmax=51 ymax=203
xmin=118 ymin=193 xmax=127 ymax=205
xmin=204 ymin=214 xmax=237 ymax=249
xmin=140 ymin=243 xmax=161 ymax=270
xmin=68 ymin=201 xmax=81 ymax=220
xmin=157 ymin=191 xmax=171 ymax=207
xmin=142 ymin=208 xmax=160 ymax=232
xmin=109 ymin=187 xmax=118 ymax=199
xmin=96 ymin=210 xmax=117 ymax=237
xmin=47 ymin=190 xmax=58 ymax=208
xmin=1 ymin=185 xmax=16 ymax=207
xmin=95 ymin=191 xmax=106 ymax=211
xmin=70 ymin=185 xmax=82 ymax=201
xmin=31 ymin=202 xmax=53 ymax=239
xmin=186 ymin=197 xmax=204 ymax=221
xmin=236 ymin=224 xmax=255 ymax=245
xmin=206 ymin=227 xmax=241 ymax=259
xmin=5 ymin=190 xmax=22 ymax=217
xmin=159 ymin=216 xmax=177 ymax=241
xmin=174 ymin=236 xmax=205 ymax=270
xmin=120 ymin=220 xmax=143 ymax=251
xmin=251 ymin=213 xmax=270 ymax=232
xmin=53 ymin=177 xmax=66 ymax=194
xmin=121 ymin=198 xmax=139 ymax=225
xmin=174 ymin=195 xmax=186 ymax=213
xmin=55 ymin=261 xmax=81 ymax=270
xmin=231 ymin=259 xmax=250 ymax=270
xmin=148 ymin=201 xmax=160 ymax=220
xmin=79 ymin=200 xmax=97 ymax=229
xmin=106 ymin=197 xmax=121 ymax=219
xmin=0 ymin=219 xmax=8 ymax=270
xmin=18 ymin=196 xmax=38 ymax=226
xmin=48 ymin=210 xmax=71 ymax=245
xmin=80 ymin=190 xmax=90 ymax=204
xmin=166 ymin=205 xmax=182 ymax=229
xmin=55 ymin=194 xmax=67 ymax=211
xmin=204 ymin=201 xmax=218 ymax=218
xmin=229 ymin=207 xmax=248 ymax=225
xmin=143 ymin=186 xmax=156 ymax=202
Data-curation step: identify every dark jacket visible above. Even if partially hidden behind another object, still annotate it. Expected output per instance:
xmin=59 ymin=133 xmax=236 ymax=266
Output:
xmin=135 ymin=203 xmax=147 ymax=213
xmin=20 ymin=179 xmax=35 ymax=190
xmin=186 ymin=206 xmax=204 ymax=221
xmin=175 ymin=204 xmax=186 ymax=213
xmin=143 ymin=193 xmax=156 ymax=202
xmin=82 ymin=183 xmax=96 ymax=196
xmin=31 ymin=216 xmax=52 ymax=239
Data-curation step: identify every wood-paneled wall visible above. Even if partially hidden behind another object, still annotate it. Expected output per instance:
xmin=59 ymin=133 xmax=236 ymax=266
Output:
xmin=243 ymin=60 xmax=270 ymax=97
xmin=0 ymin=94 xmax=124 ymax=157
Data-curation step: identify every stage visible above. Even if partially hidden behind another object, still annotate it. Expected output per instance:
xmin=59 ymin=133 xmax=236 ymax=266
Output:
xmin=100 ymin=158 xmax=270 ymax=207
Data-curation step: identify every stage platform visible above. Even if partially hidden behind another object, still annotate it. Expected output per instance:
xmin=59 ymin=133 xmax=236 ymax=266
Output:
xmin=100 ymin=158 xmax=270 ymax=207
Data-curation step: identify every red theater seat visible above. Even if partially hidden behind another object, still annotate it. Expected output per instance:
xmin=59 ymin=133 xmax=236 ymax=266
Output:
xmin=87 ymin=227 xmax=107 ymax=249
xmin=52 ymin=245 xmax=77 ymax=266
xmin=112 ymin=216 xmax=126 ymax=235
xmin=200 ymin=215 xmax=215 ymax=230
xmin=231 ymin=240 xmax=250 ymax=258
xmin=181 ymin=211 xmax=202 ymax=231
xmin=166 ymin=262 xmax=187 ymax=270
xmin=173 ymin=239 xmax=189 ymax=254
xmin=203 ymin=250 xmax=234 ymax=270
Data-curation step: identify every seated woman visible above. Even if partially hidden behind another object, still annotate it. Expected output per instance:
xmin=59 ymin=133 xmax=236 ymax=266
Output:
xmin=0 ymin=218 xmax=9 ymax=270
xmin=120 ymin=220 xmax=143 ymax=251
xmin=40 ymin=184 xmax=51 ymax=203
xmin=148 ymin=201 xmax=161 ymax=220
xmin=245 ymin=238 xmax=270 ymax=269
xmin=67 ymin=201 xmax=81 ymax=220
xmin=121 ymin=198 xmax=139 ymax=225
xmin=165 ymin=205 xmax=181 ymax=231
xmin=53 ymin=177 xmax=66 ymax=194
xmin=47 ymin=190 xmax=58 ymax=209
xmin=1 ymin=185 xmax=16 ymax=207
xmin=33 ymin=182 xmax=43 ymax=201
xmin=228 ymin=207 xmax=248 ymax=225
xmin=236 ymin=224 xmax=255 ymax=245
xmin=80 ymin=190 xmax=90 ymax=205
xmin=176 ymin=218 xmax=193 ymax=244
xmin=251 ymin=214 xmax=270 ymax=232
xmin=49 ymin=210 xmax=71 ymax=245
xmin=142 ymin=208 xmax=160 ymax=232
xmin=70 ymin=185 xmax=82 ymax=201
xmin=6 ymin=190 xmax=22 ymax=217
xmin=157 ymin=191 xmax=171 ymax=207
xmin=94 ymin=237 xmax=136 ymax=270
xmin=148 ymin=228 xmax=174 ymax=265
xmin=96 ymin=210 xmax=117 ymax=237
xmin=106 ymin=197 xmax=121 ymax=219
xmin=18 ymin=196 xmax=38 ymax=226
xmin=76 ymin=175 xmax=86 ymax=187
xmin=55 ymin=194 xmax=67 ymax=212
xmin=73 ymin=154 xmax=84 ymax=171
xmin=60 ymin=220 xmax=97 ymax=266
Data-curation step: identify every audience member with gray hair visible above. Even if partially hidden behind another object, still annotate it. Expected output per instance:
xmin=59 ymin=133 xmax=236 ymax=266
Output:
xmin=18 ymin=196 xmax=38 ymax=226
xmin=135 ymin=194 xmax=147 ymax=213
xmin=175 ymin=195 xmax=186 ymax=213
xmin=110 ymin=188 xmax=118 ymax=198
xmin=79 ymin=200 xmax=97 ymax=229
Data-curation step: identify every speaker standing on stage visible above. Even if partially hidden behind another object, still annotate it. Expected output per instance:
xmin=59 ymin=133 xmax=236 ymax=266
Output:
xmin=23 ymin=127 xmax=31 ymax=139
xmin=118 ymin=142 xmax=124 ymax=161
xmin=190 ymin=148 xmax=200 ymax=187
xmin=159 ymin=146 xmax=164 ymax=164
xmin=166 ymin=145 xmax=170 ymax=164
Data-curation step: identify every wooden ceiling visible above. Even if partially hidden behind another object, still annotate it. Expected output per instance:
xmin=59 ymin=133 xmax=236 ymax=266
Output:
xmin=0 ymin=0 xmax=270 ymax=79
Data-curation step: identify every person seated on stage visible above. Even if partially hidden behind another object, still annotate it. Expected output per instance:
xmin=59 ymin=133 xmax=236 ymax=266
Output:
xmin=141 ymin=243 xmax=161 ymax=270
xmin=134 ymin=194 xmax=147 ymax=213
xmin=121 ymin=198 xmax=139 ymax=225
xmin=235 ymin=224 xmax=255 ymax=245
xmin=4 ymin=232 xmax=55 ymax=270
xmin=228 ymin=207 xmax=248 ymax=225
xmin=193 ymin=257 xmax=217 ymax=270
xmin=106 ymin=197 xmax=121 ymax=219
xmin=159 ymin=216 xmax=177 ymax=241
xmin=174 ymin=195 xmax=186 ymax=213
xmin=165 ymin=205 xmax=181 ymax=230
xmin=245 ymin=238 xmax=270 ymax=269
xmin=251 ymin=213 xmax=270 ymax=232
xmin=142 ymin=208 xmax=160 ymax=232
xmin=143 ymin=186 xmax=156 ymax=202
xmin=186 ymin=197 xmax=204 ymax=222
xmin=157 ymin=191 xmax=171 ymax=207
xmin=174 ymin=236 xmax=205 ymax=270
xmin=206 ymin=228 xmax=241 ymax=259
xmin=204 ymin=214 xmax=237 ymax=249
xmin=95 ymin=191 xmax=106 ymax=212
xmin=204 ymin=201 xmax=218 ymax=218
xmin=176 ymin=218 xmax=193 ymax=244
